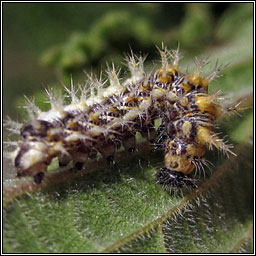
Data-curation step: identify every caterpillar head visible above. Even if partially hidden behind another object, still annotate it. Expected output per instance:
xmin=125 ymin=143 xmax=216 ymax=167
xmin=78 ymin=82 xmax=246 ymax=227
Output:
xmin=164 ymin=138 xmax=205 ymax=175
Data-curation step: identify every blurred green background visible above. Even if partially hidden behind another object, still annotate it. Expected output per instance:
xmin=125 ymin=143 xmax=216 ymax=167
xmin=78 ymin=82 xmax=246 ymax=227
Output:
xmin=3 ymin=2 xmax=253 ymax=120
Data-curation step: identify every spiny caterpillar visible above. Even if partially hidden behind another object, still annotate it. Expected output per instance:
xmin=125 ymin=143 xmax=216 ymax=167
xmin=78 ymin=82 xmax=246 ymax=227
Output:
xmin=5 ymin=45 xmax=237 ymax=188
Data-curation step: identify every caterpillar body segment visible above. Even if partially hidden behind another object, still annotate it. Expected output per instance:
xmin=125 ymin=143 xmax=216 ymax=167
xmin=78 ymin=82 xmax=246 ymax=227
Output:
xmin=6 ymin=45 xmax=235 ymax=188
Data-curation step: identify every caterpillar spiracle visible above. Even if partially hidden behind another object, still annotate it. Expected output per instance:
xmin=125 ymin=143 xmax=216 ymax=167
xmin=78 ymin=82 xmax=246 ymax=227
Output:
xmin=5 ymin=45 xmax=237 ymax=188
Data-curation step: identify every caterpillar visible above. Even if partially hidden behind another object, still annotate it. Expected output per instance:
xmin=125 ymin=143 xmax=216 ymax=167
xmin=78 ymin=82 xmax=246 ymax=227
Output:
xmin=5 ymin=44 xmax=237 ymax=188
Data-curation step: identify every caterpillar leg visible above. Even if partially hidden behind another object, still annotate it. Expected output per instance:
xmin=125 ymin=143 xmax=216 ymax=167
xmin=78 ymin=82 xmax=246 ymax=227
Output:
xmin=74 ymin=162 xmax=84 ymax=170
xmin=155 ymin=168 xmax=197 ymax=188
xmin=58 ymin=155 xmax=71 ymax=167
xmin=33 ymin=172 xmax=45 ymax=184
xmin=156 ymin=138 xmax=205 ymax=189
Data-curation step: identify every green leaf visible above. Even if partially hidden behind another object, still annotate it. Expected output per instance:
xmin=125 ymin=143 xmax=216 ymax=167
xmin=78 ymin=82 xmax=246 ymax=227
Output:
xmin=3 ymin=137 xmax=253 ymax=253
